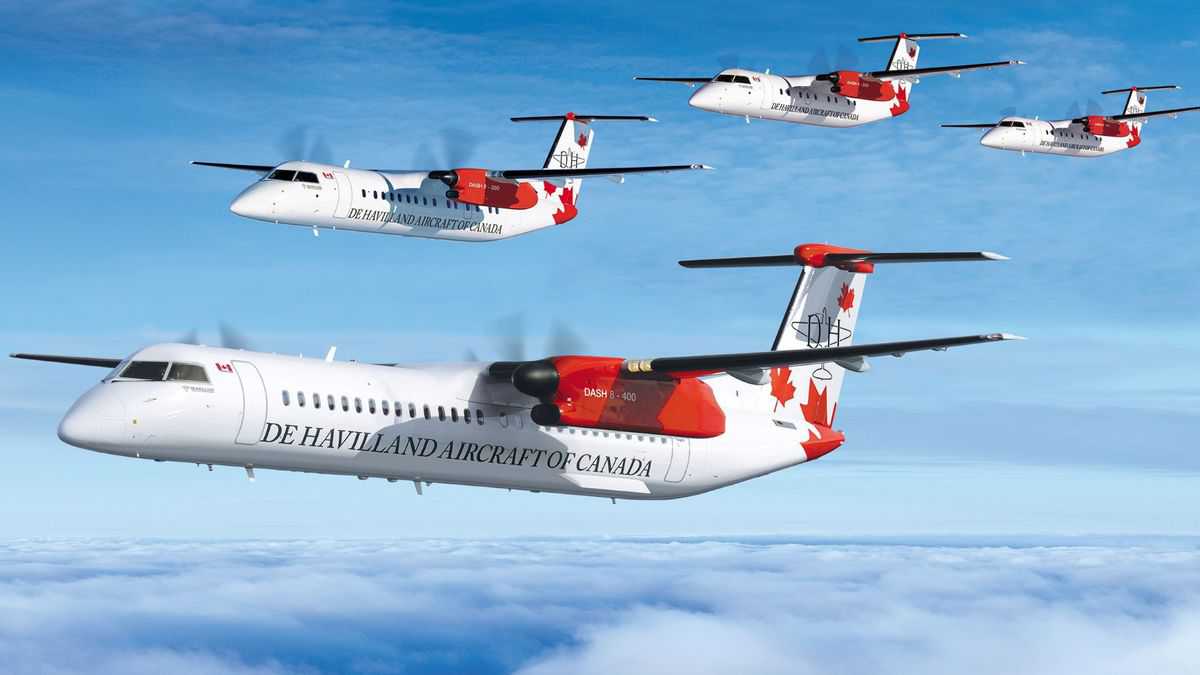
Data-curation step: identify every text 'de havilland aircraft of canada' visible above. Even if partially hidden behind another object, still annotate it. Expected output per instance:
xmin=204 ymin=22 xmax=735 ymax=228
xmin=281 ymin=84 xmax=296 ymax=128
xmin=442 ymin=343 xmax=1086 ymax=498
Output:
xmin=942 ymin=85 xmax=1200 ymax=157
xmin=636 ymin=33 xmax=1022 ymax=127
xmin=193 ymin=114 xmax=710 ymax=242
xmin=13 ymin=245 xmax=1021 ymax=501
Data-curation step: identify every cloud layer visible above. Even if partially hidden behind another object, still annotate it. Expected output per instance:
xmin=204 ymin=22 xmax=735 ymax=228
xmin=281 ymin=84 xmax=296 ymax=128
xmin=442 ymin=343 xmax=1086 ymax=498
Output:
xmin=0 ymin=539 xmax=1196 ymax=674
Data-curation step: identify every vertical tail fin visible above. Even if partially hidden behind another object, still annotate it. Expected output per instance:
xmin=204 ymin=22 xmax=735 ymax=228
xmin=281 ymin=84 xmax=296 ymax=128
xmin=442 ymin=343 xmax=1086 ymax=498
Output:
xmin=511 ymin=113 xmax=658 ymax=201
xmin=1102 ymin=85 xmax=1179 ymax=116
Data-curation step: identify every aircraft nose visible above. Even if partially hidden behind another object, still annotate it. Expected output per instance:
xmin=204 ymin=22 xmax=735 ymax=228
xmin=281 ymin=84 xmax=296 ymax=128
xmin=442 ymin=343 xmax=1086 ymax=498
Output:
xmin=58 ymin=386 xmax=128 ymax=451
xmin=229 ymin=184 xmax=272 ymax=220
xmin=980 ymin=129 xmax=1002 ymax=148
xmin=688 ymin=85 xmax=720 ymax=112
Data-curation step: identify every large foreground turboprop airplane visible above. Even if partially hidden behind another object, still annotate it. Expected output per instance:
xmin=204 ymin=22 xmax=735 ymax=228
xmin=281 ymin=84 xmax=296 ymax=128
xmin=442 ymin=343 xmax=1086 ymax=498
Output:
xmin=14 ymin=244 xmax=1020 ymax=501
xmin=636 ymin=33 xmax=1022 ymax=126
xmin=193 ymin=114 xmax=710 ymax=242
xmin=942 ymin=85 xmax=1200 ymax=157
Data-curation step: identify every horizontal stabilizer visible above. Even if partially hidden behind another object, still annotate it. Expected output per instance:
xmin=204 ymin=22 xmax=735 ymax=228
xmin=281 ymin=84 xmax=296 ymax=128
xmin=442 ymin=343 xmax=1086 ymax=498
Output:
xmin=871 ymin=60 xmax=1023 ymax=81
xmin=191 ymin=161 xmax=276 ymax=172
xmin=627 ymin=333 xmax=1023 ymax=377
xmin=680 ymin=248 xmax=1006 ymax=269
xmin=11 ymin=353 xmax=122 ymax=368
xmin=1102 ymin=85 xmax=1180 ymax=95
xmin=510 ymin=114 xmax=657 ymax=123
xmin=858 ymin=32 xmax=967 ymax=42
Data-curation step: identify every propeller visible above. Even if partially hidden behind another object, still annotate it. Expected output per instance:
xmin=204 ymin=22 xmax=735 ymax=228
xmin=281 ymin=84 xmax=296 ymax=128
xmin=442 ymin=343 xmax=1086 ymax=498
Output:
xmin=278 ymin=125 xmax=334 ymax=164
xmin=414 ymin=127 xmax=482 ymax=170
xmin=176 ymin=324 xmax=253 ymax=350
xmin=809 ymin=43 xmax=857 ymax=74
xmin=717 ymin=51 xmax=741 ymax=70
xmin=463 ymin=314 xmax=589 ymax=362
xmin=1065 ymin=97 xmax=1104 ymax=120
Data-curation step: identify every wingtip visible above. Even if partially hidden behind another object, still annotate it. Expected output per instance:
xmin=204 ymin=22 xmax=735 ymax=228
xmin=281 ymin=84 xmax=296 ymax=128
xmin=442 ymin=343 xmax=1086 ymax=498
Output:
xmin=647 ymin=116 xmax=659 ymax=123
xmin=996 ymin=333 xmax=1027 ymax=341
xmin=981 ymin=251 xmax=1010 ymax=261
xmin=695 ymin=164 xmax=715 ymax=170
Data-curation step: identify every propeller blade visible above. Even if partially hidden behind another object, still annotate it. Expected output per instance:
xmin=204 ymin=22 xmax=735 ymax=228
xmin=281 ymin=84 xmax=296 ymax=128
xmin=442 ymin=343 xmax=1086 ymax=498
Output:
xmin=1086 ymin=98 xmax=1103 ymax=116
xmin=1065 ymin=101 xmax=1082 ymax=119
xmin=1000 ymin=106 xmax=1017 ymax=117
xmin=495 ymin=314 xmax=526 ymax=361
xmin=808 ymin=46 xmax=830 ymax=73
xmin=218 ymin=322 xmax=252 ymax=350
xmin=279 ymin=126 xmax=308 ymax=160
xmin=309 ymin=134 xmax=334 ymax=165
xmin=717 ymin=51 xmax=741 ymax=69
xmin=440 ymin=128 xmax=479 ymax=168
xmin=178 ymin=329 xmax=199 ymax=345
xmin=547 ymin=320 xmax=587 ymax=356
xmin=835 ymin=44 xmax=858 ymax=70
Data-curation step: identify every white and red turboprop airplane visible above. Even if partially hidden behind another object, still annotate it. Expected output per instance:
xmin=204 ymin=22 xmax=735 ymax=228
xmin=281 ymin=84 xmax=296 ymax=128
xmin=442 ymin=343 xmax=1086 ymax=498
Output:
xmin=942 ymin=85 xmax=1200 ymax=157
xmin=193 ymin=114 xmax=710 ymax=242
xmin=636 ymin=33 xmax=1022 ymax=127
xmin=14 ymin=244 xmax=1019 ymax=501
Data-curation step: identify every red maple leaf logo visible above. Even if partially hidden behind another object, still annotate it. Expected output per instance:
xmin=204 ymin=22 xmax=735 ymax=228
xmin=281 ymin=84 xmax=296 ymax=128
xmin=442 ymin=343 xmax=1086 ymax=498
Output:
xmin=837 ymin=283 xmax=855 ymax=312
xmin=577 ymin=132 xmax=588 ymax=148
xmin=890 ymin=85 xmax=910 ymax=117
xmin=907 ymin=45 xmax=917 ymax=58
xmin=1127 ymin=125 xmax=1141 ymax=148
xmin=769 ymin=366 xmax=796 ymax=411
xmin=552 ymin=186 xmax=577 ymax=224
xmin=543 ymin=180 xmax=557 ymax=195
xmin=799 ymin=378 xmax=832 ymax=427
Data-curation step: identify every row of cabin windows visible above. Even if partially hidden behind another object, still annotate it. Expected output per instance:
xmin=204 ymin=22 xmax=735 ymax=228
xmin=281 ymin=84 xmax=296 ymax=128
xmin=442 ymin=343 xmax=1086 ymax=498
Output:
xmin=361 ymin=189 xmax=492 ymax=213
xmin=280 ymin=389 xmax=484 ymax=425
xmin=777 ymin=89 xmax=857 ymax=106
xmin=538 ymin=424 xmax=671 ymax=444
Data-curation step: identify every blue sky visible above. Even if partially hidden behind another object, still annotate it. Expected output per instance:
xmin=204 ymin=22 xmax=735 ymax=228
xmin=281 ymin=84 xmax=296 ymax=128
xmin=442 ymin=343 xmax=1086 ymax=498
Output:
xmin=1 ymin=0 xmax=1200 ymax=539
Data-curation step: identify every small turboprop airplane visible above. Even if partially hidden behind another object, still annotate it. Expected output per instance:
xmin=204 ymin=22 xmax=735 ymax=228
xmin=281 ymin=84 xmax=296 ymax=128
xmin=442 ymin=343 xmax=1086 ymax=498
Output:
xmin=942 ymin=85 xmax=1200 ymax=157
xmin=635 ymin=33 xmax=1022 ymax=127
xmin=14 ymin=244 xmax=1019 ymax=501
xmin=193 ymin=114 xmax=710 ymax=242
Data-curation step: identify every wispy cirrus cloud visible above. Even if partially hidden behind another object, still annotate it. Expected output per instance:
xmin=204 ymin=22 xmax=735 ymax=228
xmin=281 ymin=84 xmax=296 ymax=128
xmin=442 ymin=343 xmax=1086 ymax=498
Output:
xmin=0 ymin=539 xmax=1197 ymax=675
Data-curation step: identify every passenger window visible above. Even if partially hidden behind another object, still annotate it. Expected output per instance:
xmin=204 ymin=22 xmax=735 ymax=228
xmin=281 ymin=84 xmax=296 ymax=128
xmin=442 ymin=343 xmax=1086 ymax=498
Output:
xmin=341 ymin=396 xmax=349 ymax=412
xmin=381 ymin=400 xmax=389 ymax=416
xmin=313 ymin=393 xmax=321 ymax=410
xmin=298 ymin=392 xmax=306 ymax=407
xmin=464 ymin=409 xmax=471 ymax=424
xmin=282 ymin=390 xmax=291 ymax=406
xmin=295 ymin=171 xmax=319 ymax=184
xmin=451 ymin=408 xmax=459 ymax=422
xmin=422 ymin=197 xmax=428 ymax=206
xmin=368 ymin=399 xmax=376 ymax=414
xmin=166 ymin=363 xmax=209 ymax=383
xmin=355 ymin=398 xmax=363 ymax=413
xmin=120 ymin=361 xmax=169 ymax=381
xmin=437 ymin=406 xmax=446 ymax=421
xmin=476 ymin=409 xmax=484 ymax=425
xmin=408 ymin=403 xmax=416 ymax=418
xmin=373 ymin=191 xmax=378 ymax=199
xmin=423 ymin=405 xmax=431 ymax=420
xmin=362 ymin=189 xmax=367 ymax=197
xmin=327 ymin=395 xmax=335 ymax=409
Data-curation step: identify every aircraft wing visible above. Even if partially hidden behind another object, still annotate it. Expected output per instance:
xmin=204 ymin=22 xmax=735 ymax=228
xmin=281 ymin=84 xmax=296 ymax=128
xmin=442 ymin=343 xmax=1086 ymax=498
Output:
xmin=871 ymin=60 xmax=1023 ymax=81
xmin=633 ymin=77 xmax=712 ymax=85
xmin=497 ymin=164 xmax=711 ymax=180
xmin=191 ymin=161 xmax=276 ymax=172
xmin=1109 ymin=105 xmax=1200 ymax=121
xmin=11 ymin=353 xmax=122 ymax=368
xmin=623 ymin=333 xmax=1023 ymax=377
xmin=941 ymin=123 xmax=1000 ymax=128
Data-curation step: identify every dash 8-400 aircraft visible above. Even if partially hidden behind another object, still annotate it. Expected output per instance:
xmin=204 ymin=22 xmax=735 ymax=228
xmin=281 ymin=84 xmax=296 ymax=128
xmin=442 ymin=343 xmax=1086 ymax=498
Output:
xmin=942 ymin=85 xmax=1200 ymax=157
xmin=194 ymin=114 xmax=709 ymax=242
xmin=636 ymin=33 xmax=1022 ymax=127
xmin=14 ymin=244 xmax=1018 ymax=501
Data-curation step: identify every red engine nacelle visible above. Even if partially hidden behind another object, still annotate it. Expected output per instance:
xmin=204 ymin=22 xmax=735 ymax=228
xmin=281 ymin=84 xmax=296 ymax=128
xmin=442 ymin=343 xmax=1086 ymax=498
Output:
xmin=441 ymin=168 xmax=539 ymax=210
xmin=1083 ymin=115 xmax=1130 ymax=137
xmin=827 ymin=71 xmax=895 ymax=102
xmin=526 ymin=356 xmax=726 ymax=438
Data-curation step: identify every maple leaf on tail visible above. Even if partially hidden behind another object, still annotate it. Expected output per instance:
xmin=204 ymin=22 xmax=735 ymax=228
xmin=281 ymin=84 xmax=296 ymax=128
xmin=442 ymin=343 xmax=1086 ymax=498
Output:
xmin=577 ymin=132 xmax=589 ymax=148
xmin=890 ymin=85 xmax=910 ymax=117
xmin=799 ymin=378 xmax=831 ymax=427
xmin=837 ymin=282 xmax=855 ymax=312
xmin=1127 ymin=126 xmax=1141 ymax=148
xmin=552 ymin=186 xmax=577 ymax=224
xmin=543 ymin=181 xmax=557 ymax=195
xmin=769 ymin=366 xmax=796 ymax=411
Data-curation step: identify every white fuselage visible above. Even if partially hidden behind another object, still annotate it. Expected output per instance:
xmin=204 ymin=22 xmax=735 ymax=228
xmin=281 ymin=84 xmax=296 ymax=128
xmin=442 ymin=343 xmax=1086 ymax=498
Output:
xmin=58 ymin=344 xmax=818 ymax=500
xmin=977 ymin=117 xmax=1141 ymax=157
xmin=687 ymin=69 xmax=907 ymax=127
xmin=227 ymin=162 xmax=579 ymax=242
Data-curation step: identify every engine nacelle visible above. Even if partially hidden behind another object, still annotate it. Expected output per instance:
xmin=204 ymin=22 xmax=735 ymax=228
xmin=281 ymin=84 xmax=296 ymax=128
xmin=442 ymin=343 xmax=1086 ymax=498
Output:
xmin=1083 ymin=115 xmax=1130 ymax=137
xmin=434 ymin=168 xmax=539 ymax=210
xmin=513 ymin=355 xmax=726 ymax=438
xmin=825 ymin=71 xmax=895 ymax=102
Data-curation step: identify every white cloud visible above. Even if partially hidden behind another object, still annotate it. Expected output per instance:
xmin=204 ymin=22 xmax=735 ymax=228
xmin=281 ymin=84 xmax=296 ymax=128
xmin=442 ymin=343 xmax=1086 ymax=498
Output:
xmin=0 ymin=539 xmax=1196 ymax=674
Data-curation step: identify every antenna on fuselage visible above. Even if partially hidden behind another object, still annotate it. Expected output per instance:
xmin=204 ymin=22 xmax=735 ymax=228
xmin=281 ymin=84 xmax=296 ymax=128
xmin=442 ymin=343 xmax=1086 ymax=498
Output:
xmin=325 ymin=346 xmax=337 ymax=362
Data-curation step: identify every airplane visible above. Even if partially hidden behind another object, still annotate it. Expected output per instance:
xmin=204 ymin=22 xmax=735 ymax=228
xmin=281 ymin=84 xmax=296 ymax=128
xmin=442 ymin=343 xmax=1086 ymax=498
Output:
xmin=192 ymin=114 xmax=711 ymax=242
xmin=13 ymin=243 xmax=1020 ymax=501
xmin=635 ymin=33 xmax=1022 ymax=127
xmin=942 ymin=85 xmax=1200 ymax=157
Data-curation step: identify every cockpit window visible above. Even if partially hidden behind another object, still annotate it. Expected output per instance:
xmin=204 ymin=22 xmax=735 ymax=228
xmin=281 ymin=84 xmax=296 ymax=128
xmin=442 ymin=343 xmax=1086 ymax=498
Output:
xmin=295 ymin=171 xmax=319 ymax=183
xmin=733 ymin=75 xmax=752 ymax=84
xmin=166 ymin=363 xmax=209 ymax=383
xmin=119 ymin=361 xmax=168 ymax=381
xmin=267 ymin=169 xmax=297 ymax=181
xmin=998 ymin=120 xmax=1026 ymax=128
xmin=714 ymin=74 xmax=736 ymax=83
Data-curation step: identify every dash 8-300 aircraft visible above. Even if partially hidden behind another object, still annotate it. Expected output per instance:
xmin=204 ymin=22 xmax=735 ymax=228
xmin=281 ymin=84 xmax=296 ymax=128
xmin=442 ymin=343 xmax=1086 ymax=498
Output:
xmin=193 ymin=114 xmax=709 ymax=242
xmin=14 ymin=244 xmax=1019 ymax=501
xmin=636 ymin=33 xmax=1022 ymax=127
xmin=942 ymin=85 xmax=1200 ymax=157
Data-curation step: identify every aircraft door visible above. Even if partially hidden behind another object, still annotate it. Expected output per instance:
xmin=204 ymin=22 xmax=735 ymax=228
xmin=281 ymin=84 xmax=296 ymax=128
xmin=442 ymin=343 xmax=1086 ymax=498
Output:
xmin=333 ymin=172 xmax=354 ymax=218
xmin=664 ymin=437 xmax=691 ymax=483
xmin=232 ymin=360 xmax=267 ymax=445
